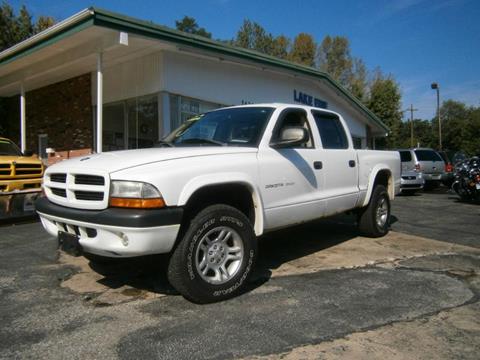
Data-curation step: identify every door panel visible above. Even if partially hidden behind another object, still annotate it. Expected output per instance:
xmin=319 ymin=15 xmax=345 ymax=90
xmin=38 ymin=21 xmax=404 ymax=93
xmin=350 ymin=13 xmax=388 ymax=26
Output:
xmin=258 ymin=147 xmax=325 ymax=229
xmin=311 ymin=110 xmax=359 ymax=214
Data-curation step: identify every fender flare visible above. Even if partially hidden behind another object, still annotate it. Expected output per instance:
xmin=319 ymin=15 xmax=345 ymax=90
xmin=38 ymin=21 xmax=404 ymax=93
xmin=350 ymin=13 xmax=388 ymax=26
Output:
xmin=177 ymin=173 xmax=265 ymax=236
xmin=361 ymin=165 xmax=394 ymax=207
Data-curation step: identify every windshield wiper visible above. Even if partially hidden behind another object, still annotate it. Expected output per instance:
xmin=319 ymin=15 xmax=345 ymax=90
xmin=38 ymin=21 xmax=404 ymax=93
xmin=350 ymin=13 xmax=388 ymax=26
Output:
xmin=179 ymin=138 xmax=225 ymax=146
xmin=154 ymin=140 xmax=174 ymax=148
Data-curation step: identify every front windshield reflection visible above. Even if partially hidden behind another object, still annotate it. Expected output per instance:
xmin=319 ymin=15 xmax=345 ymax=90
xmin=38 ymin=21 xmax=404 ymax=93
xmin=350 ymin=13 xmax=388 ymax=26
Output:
xmin=159 ymin=107 xmax=274 ymax=147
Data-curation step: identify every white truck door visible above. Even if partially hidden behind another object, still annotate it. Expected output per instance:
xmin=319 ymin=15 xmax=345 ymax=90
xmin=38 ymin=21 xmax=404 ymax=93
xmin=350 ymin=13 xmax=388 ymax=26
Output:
xmin=258 ymin=107 xmax=325 ymax=230
xmin=310 ymin=110 xmax=359 ymax=215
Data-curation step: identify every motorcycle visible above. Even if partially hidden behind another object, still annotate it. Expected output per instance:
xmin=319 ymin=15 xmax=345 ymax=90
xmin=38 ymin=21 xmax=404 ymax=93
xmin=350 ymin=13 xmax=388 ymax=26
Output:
xmin=452 ymin=156 xmax=480 ymax=202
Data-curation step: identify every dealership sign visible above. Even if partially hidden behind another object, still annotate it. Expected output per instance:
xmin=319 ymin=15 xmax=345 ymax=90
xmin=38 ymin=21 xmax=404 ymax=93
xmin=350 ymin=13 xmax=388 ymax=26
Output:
xmin=293 ymin=90 xmax=327 ymax=109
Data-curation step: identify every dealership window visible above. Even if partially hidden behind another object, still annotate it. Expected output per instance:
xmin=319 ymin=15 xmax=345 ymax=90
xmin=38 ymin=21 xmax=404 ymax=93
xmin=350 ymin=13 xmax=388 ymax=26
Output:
xmin=169 ymin=94 xmax=222 ymax=131
xmin=101 ymin=94 xmax=158 ymax=152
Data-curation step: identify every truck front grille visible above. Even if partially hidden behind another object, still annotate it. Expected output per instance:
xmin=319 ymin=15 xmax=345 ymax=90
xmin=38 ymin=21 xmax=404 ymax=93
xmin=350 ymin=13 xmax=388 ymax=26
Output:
xmin=0 ymin=163 xmax=12 ymax=176
xmin=74 ymin=174 xmax=105 ymax=186
xmin=45 ymin=171 xmax=109 ymax=210
xmin=74 ymin=191 xmax=104 ymax=201
xmin=50 ymin=173 xmax=67 ymax=183
xmin=14 ymin=163 xmax=42 ymax=176
xmin=51 ymin=188 xmax=67 ymax=197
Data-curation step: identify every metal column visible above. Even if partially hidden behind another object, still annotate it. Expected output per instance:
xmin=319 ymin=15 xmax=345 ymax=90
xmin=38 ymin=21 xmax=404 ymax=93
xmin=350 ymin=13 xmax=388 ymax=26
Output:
xmin=96 ymin=52 xmax=103 ymax=153
xmin=20 ymin=83 xmax=26 ymax=152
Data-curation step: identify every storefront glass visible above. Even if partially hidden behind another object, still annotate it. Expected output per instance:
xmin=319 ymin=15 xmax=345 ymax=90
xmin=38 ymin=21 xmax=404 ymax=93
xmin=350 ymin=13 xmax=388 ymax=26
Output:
xmin=101 ymin=94 xmax=158 ymax=152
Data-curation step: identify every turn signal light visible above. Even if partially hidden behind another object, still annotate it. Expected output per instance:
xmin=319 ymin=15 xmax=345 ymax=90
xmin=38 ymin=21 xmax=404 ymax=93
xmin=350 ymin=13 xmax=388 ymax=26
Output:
xmin=109 ymin=197 xmax=165 ymax=209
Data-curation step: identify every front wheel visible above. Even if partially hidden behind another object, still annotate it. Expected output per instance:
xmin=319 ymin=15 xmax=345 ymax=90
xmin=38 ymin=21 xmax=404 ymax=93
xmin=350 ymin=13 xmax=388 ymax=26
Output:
xmin=167 ymin=204 xmax=257 ymax=303
xmin=358 ymin=185 xmax=391 ymax=237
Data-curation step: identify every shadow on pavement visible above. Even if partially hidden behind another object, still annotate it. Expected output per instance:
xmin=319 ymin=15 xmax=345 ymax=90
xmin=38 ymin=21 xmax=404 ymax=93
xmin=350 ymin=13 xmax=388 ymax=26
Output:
xmin=80 ymin=214 xmax=360 ymax=298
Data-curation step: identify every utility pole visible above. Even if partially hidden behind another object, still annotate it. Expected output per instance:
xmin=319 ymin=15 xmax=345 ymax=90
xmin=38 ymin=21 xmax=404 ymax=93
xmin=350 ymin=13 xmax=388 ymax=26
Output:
xmin=431 ymin=83 xmax=441 ymax=150
xmin=407 ymin=104 xmax=418 ymax=148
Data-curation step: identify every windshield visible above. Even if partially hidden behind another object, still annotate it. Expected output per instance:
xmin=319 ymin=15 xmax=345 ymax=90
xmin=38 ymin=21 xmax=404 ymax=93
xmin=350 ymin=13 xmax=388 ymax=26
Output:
xmin=0 ymin=139 xmax=23 ymax=156
xmin=163 ymin=107 xmax=274 ymax=147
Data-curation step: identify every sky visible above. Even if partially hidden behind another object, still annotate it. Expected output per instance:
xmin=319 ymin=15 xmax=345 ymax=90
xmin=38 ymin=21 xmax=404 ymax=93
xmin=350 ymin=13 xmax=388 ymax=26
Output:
xmin=7 ymin=0 xmax=480 ymax=120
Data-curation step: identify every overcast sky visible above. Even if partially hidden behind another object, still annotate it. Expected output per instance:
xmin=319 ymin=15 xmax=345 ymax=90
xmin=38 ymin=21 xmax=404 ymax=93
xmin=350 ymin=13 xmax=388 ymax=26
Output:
xmin=8 ymin=0 xmax=480 ymax=120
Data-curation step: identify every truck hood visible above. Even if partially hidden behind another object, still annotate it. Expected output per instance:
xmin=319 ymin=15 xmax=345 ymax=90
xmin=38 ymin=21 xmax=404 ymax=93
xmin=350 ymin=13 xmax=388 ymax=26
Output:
xmin=0 ymin=155 xmax=42 ymax=164
xmin=46 ymin=147 xmax=257 ymax=174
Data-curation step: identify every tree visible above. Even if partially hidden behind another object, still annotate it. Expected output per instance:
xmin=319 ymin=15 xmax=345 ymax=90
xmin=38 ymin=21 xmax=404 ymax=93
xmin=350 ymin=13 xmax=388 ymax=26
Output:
xmin=366 ymin=70 xmax=403 ymax=149
xmin=349 ymin=58 xmax=368 ymax=101
xmin=175 ymin=16 xmax=211 ymax=38
xmin=35 ymin=15 xmax=55 ymax=33
xmin=234 ymin=19 xmax=277 ymax=55
xmin=0 ymin=2 xmax=56 ymax=52
xmin=288 ymin=33 xmax=316 ymax=67
xmin=317 ymin=36 xmax=352 ymax=86
xmin=271 ymin=35 xmax=290 ymax=60
xmin=317 ymin=35 xmax=368 ymax=101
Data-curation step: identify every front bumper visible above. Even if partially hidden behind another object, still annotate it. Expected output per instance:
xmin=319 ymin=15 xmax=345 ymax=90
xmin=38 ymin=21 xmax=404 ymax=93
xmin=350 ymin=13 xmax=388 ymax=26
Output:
xmin=0 ymin=177 xmax=42 ymax=193
xmin=35 ymin=197 xmax=183 ymax=257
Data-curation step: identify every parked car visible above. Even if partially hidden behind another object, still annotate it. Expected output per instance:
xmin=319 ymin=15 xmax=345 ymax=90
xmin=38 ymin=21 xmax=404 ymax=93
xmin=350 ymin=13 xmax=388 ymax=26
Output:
xmin=397 ymin=149 xmax=425 ymax=194
xmin=437 ymin=150 xmax=454 ymax=187
xmin=36 ymin=103 xmax=401 ymax=303
xmin=412 ymin=148 xmax=445 ymax=189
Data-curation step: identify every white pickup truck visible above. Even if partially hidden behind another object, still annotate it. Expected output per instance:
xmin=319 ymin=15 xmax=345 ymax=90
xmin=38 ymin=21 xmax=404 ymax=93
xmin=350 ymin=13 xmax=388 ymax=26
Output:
xmin=36 ymin=103 xmax=400 ymax=303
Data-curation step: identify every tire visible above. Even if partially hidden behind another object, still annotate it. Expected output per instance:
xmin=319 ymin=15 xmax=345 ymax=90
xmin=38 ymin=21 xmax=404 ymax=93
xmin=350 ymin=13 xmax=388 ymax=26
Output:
xmin=358 ymin=185 xmax=391 ymax=238
xmin=167 ymin=204 xmax=257 ymax=303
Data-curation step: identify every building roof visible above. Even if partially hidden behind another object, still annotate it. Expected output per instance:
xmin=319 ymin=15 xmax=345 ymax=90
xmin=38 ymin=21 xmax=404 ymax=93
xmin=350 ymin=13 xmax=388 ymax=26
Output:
xmin=0 ymin=7 xmax=389 ymax=133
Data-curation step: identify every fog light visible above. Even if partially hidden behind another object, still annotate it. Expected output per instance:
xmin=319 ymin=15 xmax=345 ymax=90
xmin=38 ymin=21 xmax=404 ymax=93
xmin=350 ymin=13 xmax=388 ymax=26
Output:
xmin=121 ymin=233 xmax=129 ymax=247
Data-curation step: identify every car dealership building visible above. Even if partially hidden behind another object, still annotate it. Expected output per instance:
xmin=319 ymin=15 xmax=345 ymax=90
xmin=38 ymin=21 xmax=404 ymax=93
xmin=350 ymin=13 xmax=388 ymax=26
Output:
xmin=0 ymin=8 xmax=388 ymax=157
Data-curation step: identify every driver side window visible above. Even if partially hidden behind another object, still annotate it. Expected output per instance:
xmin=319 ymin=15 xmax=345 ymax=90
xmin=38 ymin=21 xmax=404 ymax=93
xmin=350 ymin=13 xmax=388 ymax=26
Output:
xmin=272 ymin=108 xmax=314 ymax=148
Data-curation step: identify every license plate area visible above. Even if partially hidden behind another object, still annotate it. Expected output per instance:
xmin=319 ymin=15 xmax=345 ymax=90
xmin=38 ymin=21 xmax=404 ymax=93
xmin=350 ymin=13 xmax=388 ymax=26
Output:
xmin=58 ymin=231 xmax=82 ymax=256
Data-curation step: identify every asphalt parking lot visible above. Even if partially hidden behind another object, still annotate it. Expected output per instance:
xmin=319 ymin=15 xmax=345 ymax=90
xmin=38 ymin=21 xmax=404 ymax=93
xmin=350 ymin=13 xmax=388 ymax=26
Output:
xmin=1 ymin=188 xmax=479 ymax=359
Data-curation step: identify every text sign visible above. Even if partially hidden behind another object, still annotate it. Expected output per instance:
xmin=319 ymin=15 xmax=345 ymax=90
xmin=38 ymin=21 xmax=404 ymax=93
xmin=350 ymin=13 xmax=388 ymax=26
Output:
xmin=293 ymin=90 xmax=327 ymax=109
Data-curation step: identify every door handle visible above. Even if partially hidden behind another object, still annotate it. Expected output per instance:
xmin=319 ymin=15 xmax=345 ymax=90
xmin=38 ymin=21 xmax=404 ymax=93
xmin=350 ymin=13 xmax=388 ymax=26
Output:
xmin=349 ymin=160 xmax=356 ymax=167
xmin=313 ymin=161 xmax=323 ymax=170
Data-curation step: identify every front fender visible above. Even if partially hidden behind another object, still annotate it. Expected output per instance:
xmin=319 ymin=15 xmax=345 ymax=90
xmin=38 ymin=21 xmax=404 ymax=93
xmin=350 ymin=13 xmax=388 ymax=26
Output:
xmin=177 ymin=173 xmax=265 ymax=236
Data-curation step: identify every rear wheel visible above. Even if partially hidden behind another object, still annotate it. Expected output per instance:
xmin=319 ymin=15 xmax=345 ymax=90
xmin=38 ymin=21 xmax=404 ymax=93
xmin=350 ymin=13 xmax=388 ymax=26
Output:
xmin=358 ymin=185 xmax=391 ymax=237
xmin=168 ymin=204 xmax=257 ymax=303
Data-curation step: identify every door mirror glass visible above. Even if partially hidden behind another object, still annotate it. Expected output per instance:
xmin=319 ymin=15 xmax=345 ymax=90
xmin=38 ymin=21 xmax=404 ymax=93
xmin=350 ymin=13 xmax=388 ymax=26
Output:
xmin=271 ymin=126 xmax=309 ymax=148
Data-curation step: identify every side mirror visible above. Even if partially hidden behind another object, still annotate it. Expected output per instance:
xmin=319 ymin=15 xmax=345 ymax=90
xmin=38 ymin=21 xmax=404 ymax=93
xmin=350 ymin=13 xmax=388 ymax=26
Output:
xmin=23 ymin=150 xmax=34 ymax=157
xmin=270 ymin=126 xmax=309 ymax=148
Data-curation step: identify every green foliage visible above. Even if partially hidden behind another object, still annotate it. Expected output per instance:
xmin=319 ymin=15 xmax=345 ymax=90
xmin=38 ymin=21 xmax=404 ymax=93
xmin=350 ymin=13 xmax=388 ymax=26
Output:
xmin=0 ymin=1 xmax=55 ymax=52
xmin=271 ymin=35 xmax=290 ymax=60
xmin=318 ymin=36 xmax=352 ymax=85
xmin=436 ymin=100 xmax=480 ymax=155
xmin=288 ymin=33 xmax=316 ymax=66
xmin=175 ymin=16 xmax=211 ymax=38
xmin=234 ymin=19 xmax=277 ymax=55
xmin=366 ymin=70 xmax=403 ymax=149
xmin=317 ymin=35 xmax=368 ymax=101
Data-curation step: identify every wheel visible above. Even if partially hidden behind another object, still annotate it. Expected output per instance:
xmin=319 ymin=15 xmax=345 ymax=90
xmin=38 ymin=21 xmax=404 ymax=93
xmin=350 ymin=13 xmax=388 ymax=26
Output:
xmin=358 ymin=185 xmax=391 ymax=237
xmin=167 ymin=204 xmax=257 ymax=303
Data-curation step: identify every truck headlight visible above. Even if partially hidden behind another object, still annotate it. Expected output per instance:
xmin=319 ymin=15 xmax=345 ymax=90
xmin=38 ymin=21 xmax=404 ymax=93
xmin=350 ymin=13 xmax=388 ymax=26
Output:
xmin=109 ymin=181 xmax=165 ymax=208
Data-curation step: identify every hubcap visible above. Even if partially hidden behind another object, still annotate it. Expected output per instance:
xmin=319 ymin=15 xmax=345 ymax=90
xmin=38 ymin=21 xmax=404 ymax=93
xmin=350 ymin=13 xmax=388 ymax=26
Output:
xmin=376 ymin=196 xmax=389 ymax=228
xmin=195 ymin=226 xmax=244 ymax=285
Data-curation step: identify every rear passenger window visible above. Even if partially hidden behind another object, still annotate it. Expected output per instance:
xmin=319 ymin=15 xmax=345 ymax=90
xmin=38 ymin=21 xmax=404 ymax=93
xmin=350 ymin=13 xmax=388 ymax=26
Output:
xmin=414 ymin=150 xmax=442 ymax=161
xmin=399 ymin=151 xmax=412 ymax=162
xmin=312 ymin=111 xmax=348 ymax=149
